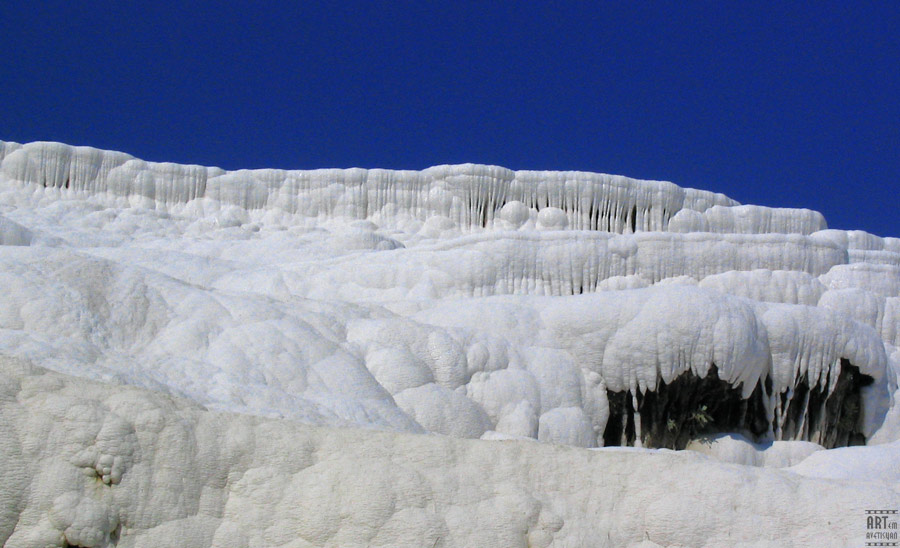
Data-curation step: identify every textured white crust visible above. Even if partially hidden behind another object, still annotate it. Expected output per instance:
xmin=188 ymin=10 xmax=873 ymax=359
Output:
xmin=2 ymin=358 xmax=898 ymax=547
xmin=1 ymin=140 xmax=898 ymax=546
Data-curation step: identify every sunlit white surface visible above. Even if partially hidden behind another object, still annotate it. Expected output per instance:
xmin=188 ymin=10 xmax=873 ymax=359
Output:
xmin=1 ymin=140 xmax=898 ymax=547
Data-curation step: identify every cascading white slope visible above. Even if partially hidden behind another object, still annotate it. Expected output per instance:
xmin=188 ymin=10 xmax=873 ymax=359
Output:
xmin=1 ymin=140 xmax=899 ymax=547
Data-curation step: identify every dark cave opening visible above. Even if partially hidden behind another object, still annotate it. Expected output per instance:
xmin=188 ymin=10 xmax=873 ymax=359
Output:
xmin=603 ymin=361 xmax=872 ymax=450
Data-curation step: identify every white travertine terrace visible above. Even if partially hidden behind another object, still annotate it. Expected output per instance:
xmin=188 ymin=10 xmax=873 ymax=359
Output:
xmin=1 ymin=140 xmax=898 ymax=547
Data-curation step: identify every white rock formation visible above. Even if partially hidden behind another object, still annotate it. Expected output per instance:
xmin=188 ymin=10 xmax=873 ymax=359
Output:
xmin=3 ymin=358 xmax=898 ymax=547
xmin=1 ymin=140 xmax=898 ymax=546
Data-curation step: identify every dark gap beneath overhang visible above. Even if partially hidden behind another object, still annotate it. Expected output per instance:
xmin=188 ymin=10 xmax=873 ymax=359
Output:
xmin=603 ymin=361 xmax=871 ymax=450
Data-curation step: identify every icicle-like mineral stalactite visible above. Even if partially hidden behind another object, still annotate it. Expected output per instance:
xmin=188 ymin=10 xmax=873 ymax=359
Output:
xmin=603 ymin=363 xmax=872 ymax=450
xmin=1 ymin=140 xmax=810 ymax=236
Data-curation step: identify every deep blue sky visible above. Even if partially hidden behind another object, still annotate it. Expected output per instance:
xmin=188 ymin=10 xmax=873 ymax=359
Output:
xmin=2 ymin=2 xmax=898 ymax=236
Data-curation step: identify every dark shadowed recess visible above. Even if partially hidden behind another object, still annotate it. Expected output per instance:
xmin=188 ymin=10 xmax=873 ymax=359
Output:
xmin=604 ymin=361 xmax=871 ymax=450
